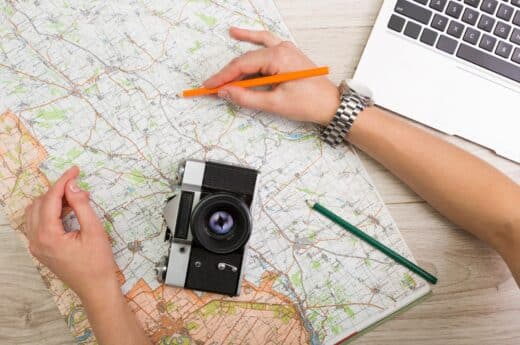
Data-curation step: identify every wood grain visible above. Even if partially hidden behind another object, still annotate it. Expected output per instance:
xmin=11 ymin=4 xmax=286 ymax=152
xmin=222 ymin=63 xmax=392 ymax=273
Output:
xmin=1 ymin=1 xmax=519 ymax=344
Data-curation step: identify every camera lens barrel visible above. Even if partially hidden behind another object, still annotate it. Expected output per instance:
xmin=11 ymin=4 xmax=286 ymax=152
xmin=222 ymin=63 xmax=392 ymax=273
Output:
xmin=190 ymin=193 xmax=252 ymax=254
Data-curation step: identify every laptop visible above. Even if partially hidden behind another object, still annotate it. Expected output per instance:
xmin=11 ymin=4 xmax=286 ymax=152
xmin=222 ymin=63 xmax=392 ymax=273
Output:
xmin=354 ymin=0 xmax=520 ymax=163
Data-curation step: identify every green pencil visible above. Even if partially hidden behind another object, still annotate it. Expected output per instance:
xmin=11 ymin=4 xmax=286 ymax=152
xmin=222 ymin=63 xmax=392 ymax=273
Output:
xmin=306 ymin=200 xmax=438 ymax=285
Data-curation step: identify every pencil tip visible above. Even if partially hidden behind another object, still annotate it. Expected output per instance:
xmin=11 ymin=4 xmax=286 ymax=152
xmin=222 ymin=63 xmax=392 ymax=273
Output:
xmin=305 ymin=199 xmax=315 ymax=208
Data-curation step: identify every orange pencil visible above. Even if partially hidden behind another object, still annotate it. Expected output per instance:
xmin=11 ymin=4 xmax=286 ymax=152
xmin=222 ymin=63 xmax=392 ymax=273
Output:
xmin=181 ymin=66 xmax=329 ymax=98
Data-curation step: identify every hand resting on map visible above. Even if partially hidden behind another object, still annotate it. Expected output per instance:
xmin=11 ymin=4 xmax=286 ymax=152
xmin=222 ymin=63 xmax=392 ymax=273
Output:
xmin=24 ymin=166 xmax=118 ymax=300
xmin=204 ymin=27 xmax=340 ymax=125
xmin=25 ymin=166 xmax=151 ymax=345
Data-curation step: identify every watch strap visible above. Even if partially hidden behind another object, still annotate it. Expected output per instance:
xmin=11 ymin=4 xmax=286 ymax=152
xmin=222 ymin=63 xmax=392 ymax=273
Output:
xmin=321 ymin=89 xmax=370 ymax=146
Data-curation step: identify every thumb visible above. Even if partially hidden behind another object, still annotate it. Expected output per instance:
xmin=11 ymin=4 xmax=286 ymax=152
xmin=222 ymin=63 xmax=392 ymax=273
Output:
xmin=218 ymin=86 xmax=280 ymax=113
xmin=65 ymin=179 xmax=102 ymax=234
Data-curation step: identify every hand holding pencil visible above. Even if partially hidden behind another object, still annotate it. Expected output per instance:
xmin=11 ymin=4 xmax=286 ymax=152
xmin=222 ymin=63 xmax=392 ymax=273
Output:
xmin=182 ymin=66 xmax=330 ymax=98
xmin=200 ymin=27 xmax=340 ymax=126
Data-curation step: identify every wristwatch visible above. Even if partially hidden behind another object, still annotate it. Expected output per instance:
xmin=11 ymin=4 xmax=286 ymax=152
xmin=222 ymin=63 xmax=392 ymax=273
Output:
xmin=321 ymin=80 xmax=374 ymax=146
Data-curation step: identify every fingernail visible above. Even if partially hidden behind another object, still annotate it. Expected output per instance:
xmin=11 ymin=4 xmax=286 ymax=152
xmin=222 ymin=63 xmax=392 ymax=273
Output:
xmin=218 ymin=89 xmax=231 ymax=102
xmin=69 ymin=180 xmax=81 ymax=193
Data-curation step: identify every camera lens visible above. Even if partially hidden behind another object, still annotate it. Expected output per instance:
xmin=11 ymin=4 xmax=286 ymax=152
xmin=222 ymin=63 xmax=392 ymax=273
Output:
xmin=208 ymin=211 xmax=234 ymax=235
xmin=190 ymin=193 xmax=252 ymax=254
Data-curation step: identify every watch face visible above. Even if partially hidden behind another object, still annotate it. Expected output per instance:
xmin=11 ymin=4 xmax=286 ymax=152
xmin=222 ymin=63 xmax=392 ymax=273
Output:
xmin=346 ymin=79 xmax=373 ymax=99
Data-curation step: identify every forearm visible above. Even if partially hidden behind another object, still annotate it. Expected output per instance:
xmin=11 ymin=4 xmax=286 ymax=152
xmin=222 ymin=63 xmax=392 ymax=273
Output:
xmin=349 ymin=106 xmax=520 ymax=282
xmin=81 ymin=278 xmax=151 ymax=345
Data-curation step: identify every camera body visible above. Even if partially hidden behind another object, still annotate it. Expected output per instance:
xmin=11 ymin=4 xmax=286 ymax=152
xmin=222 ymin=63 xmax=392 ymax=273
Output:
xmin=155 ymin=159 xmax=259 ymax=296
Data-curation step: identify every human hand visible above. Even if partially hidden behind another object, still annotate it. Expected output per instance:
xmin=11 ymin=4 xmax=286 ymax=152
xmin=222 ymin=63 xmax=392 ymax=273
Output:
xmin=204 ymin=27 xmax=340 ymax=125
xmin=25 ymin=166 xmax=119 ymax=303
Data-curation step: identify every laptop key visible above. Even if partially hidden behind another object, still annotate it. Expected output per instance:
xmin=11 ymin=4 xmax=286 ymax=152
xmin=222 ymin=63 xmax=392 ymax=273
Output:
xmin=494 ymin=22 xmax=512 ymax=39
xmin=464 ymin=0 xmax=481 ymax=8
xmin=480 ymin=0 xmax=498 ymax=15
xmin=447 ymin=20 xmax=465 ymax=38
xmin=512 ymin=48 xmax=520 ymax=65
xmin=456 ymin=43 xmax=520 ymax=82
xmin=431 ymin=13 xmax=450 ymax=30
xmin=479 ymin=34 xmax=497 ymax=51
xmin=477 ymin=14 xmax=495 ymax=32
xmin=512 ymin=0 xmax=520 ymax=8
xmin=388 ymin=14 xmax=406 ymax=32
xmin=514 ymin=11 xmax=520 ymax=26
xmin=436 ymin=35 xmax=458 ymax=53
xmin=462 ymin=8 xmax=479 ymax=25
xmin=511 ymin=28 xmax=520 ymax=45
xmin=395 ymin=0 xmax=433 ymax=25
xmin=404 ymin=21 xmax=423 ymax=38
xmin=446 ymin=1 xmax=464 ymax=18
xmin=497 ymin=4 xmax=514 ymax=21
xmin=463 ymin=27 xmax=481 ymax=44
xmin=420 ymin=27 xmax=439 ymax=45
xmin=430 ymin=0 xmax=448 ymax=12
xmin=413 ymin=0 xmax=429 ymax=4
xmin=496 ymin=41 xmax=513 ymax=59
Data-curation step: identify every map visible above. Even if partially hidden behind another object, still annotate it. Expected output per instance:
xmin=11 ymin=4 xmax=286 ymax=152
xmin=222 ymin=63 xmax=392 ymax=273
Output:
xmin=0 ymin=1 xmax=430 ymax=344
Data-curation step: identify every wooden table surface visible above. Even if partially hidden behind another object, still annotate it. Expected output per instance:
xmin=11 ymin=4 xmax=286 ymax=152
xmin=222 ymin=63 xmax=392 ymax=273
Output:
xmin=1 ymin=1 xmax=519 ymax=344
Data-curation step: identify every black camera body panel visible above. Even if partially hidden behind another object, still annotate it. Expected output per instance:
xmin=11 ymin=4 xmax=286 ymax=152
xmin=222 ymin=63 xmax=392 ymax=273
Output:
xmin=203 ymin=161 xmax=257 ymax=204
xmin=156 ymin=160 xmax=259 ymax=296
xmin=185 ymin=246 xmax=245 ymax=295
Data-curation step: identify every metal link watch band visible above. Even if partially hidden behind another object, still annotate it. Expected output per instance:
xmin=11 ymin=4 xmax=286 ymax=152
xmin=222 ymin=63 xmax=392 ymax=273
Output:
xmin=321 ymin=88 xmax=371 ymax=147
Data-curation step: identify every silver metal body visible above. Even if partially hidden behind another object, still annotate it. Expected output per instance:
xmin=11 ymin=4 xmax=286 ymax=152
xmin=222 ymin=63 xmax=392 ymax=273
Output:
xmin=354 ymin=0 xmax=520 ymax=162
xmin=162 ymin=160 xmax=204 ymax=287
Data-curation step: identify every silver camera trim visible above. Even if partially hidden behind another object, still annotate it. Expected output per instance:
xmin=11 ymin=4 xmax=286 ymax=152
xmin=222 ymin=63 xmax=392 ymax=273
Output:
xmin=178 ymin=159 xmax=205 ymax=192
xmin=162 ymin=160 xmax=207 ymax=287
xmin=162 ymin=191 xmax=200 ymax=287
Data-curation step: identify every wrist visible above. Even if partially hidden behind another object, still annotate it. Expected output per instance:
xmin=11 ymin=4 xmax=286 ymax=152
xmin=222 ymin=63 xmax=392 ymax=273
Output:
xmin=347 ymin=105 xmax=376 ymax=144
xmin=78 ymin=275 xmax=123 ymax=308
xmin=314 ymin=82 xmax=341 ymax=126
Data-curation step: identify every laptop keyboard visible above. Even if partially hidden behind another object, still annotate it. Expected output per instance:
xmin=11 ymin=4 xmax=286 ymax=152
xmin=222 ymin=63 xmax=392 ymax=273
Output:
xmin=389 ymin=0 xmax=520 ymax=83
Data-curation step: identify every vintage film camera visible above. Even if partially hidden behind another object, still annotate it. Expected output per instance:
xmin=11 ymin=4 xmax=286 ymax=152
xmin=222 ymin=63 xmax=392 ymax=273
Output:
xmin=155 ymin=159 xmax=259 ymax=296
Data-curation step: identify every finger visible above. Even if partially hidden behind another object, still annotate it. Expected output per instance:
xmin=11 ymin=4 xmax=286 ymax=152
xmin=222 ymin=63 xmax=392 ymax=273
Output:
xmin=229 ymin=27 xmax=282 ymax=47
xmin=203 ymin=49 xmax=272 ymax=88
xmin=64 ymin=179 xmax=103 ymax=234
xmin=41 ymin=166 xmax=80 ymax=222
xmin=60 ymin=191 xmax=90 ymax=218
xmin=218 ymin=86 xmax=281 ymax=113
xmin=61 ymin=196 xmax=72 ymax=218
